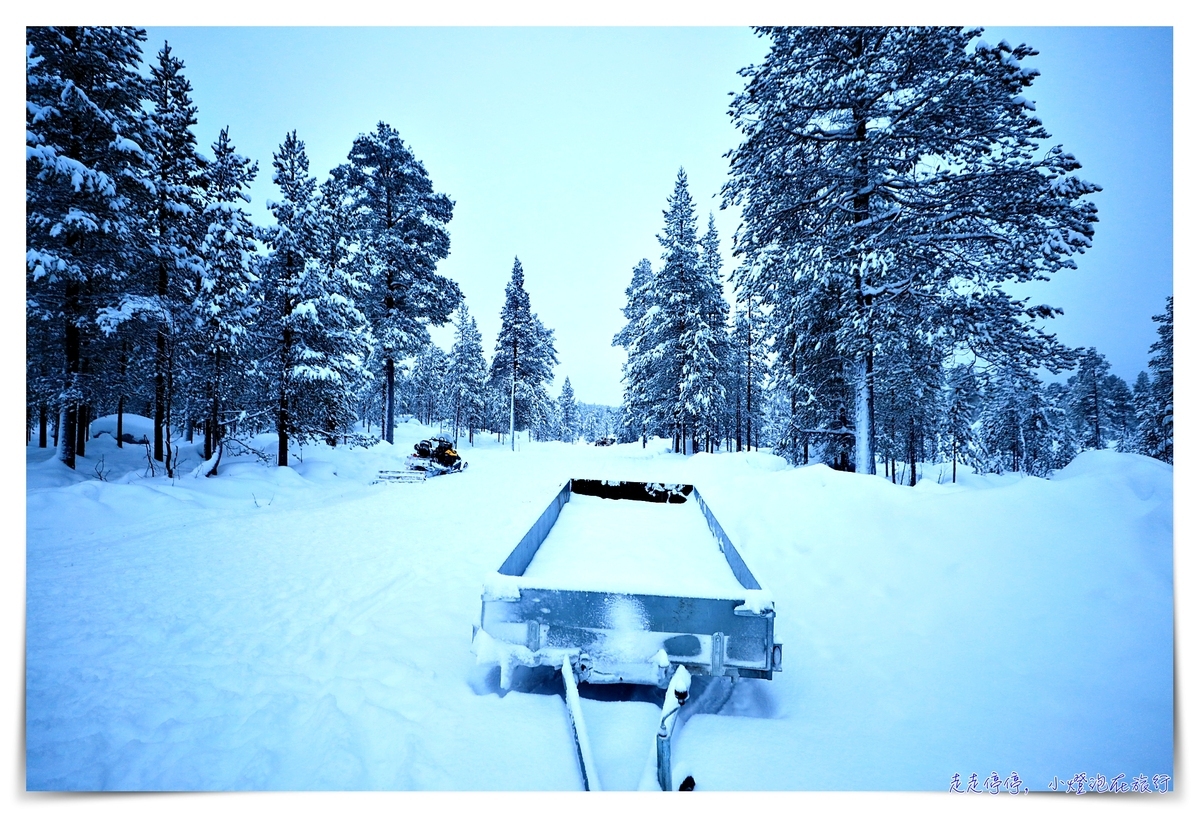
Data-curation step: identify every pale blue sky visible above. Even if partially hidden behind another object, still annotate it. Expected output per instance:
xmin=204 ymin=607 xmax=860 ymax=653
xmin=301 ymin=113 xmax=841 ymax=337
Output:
xmin=142 ymin=26 xmax=1173 ymax=405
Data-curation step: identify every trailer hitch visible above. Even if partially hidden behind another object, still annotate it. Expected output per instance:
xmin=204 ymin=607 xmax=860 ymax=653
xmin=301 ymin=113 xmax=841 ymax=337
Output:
xmin=562 ymin=657 xmax=601 ymax=791
xmin=656 ymin=665 xmax=692 ymax=790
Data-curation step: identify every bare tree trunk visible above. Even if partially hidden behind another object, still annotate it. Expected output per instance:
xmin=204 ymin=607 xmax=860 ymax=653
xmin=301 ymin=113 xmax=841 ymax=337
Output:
xmin=75 ymin=403 xmax=88 ymax=458
xmin=39 ymin=403 xmax=47 ymax=449
xmin=853 ymin=354 xmax=876 ymax=474
xmin=509 ymin=341 xmax=517 ymax=452
xmin=208 ymin=390 xmax=219 ymax=465
xmin=385 ymin=357 xmax=395 ymax=444
xmin=908 ymin=424 xmax=917 ymax=487
xmin=850 ymin=57 xmax=877 ymax=476
xmin=154 ymin=326 xmax=166 ymax=462
xmin=278 ymin=391 xmax=289 ymax=468
xmin=58 ymin=404 xmax=74 ymax=467
xmin=60 ymin=282 xmax=80 ymax=469
xmin=208 ymin=349 xmax=221 ymax=464
xmin=279 ymin=326 xmax=292 ymax=468
xmin=164 ymin=342 xmax=176 ymax=478
xmin=746 ymin=300 xmax=753 ymax=451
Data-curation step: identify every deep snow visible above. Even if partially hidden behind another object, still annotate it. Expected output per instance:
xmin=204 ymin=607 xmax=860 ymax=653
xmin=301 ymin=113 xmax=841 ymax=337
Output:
xmin=25 ymin=418 xmax=1173 ymax=791
xmin=521 ymin=492 xmax=748 ymax=597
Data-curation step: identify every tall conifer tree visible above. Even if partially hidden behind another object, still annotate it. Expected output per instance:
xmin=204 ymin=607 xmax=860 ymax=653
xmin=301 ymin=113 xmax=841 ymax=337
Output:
xmin=145 ymin=42 xmax=206 ymax=467
xmin=726 ymin=27 xmax=1099 ymax=473
xmin=26 ymin=26 xmax=151 ymax=469
xmin=558 ymin=377 xmax=578 ymax=442
xmin=448 ymin=306 xmax=488 ymax=444
xmin=613 ymin=258 xmax=657 ymax=445
xmin=339 ymin=122 xmax=460 ymax=444
xmin=489 ymin=257 xmax=558 ymax=449
xmin=260 ymin=131 xmax=318 ymax=467
xmin=194 ymin=127 xmax=260 ymax=472
xmin=1143 ymin=297 xmax=1173 ymax=463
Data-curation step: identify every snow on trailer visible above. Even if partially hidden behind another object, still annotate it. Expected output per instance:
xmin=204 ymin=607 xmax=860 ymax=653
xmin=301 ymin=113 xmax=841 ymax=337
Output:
xmin=471 ymin=478 xmax=782 ymax=790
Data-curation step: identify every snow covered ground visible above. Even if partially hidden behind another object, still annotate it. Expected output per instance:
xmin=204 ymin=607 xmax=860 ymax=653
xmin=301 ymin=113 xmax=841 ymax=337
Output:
xmin=25 ymin=418 xmax=1173 ymax=792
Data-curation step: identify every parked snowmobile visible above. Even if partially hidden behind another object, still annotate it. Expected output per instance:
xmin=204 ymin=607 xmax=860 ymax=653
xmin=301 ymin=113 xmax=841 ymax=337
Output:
xmin=372 ymin=436 xmax=468 ymax=484
xmin=407 ymin=436 xmax=467 ymax=477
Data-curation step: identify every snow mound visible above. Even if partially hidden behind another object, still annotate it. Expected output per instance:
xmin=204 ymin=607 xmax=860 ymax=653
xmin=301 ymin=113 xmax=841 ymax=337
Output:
xmin=1050 ymin=449 xmax=1173 ymax=515
xmin=90 ymin=413 xmax=155 ymax=442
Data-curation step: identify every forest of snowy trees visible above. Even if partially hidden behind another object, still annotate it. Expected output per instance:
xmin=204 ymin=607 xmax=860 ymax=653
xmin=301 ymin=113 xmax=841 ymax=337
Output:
xmin=27 ymin=27 xmax=1173 ymax=480
xmin=612 ymin=27 xmax=1173 ymax=477
xmin=26 ymin=27 xmax=573 ymax=473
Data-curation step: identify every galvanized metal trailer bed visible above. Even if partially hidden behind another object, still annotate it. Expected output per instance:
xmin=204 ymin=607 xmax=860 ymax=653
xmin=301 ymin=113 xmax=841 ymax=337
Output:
xmin=471 ymin=478 xmax=783 ymax=790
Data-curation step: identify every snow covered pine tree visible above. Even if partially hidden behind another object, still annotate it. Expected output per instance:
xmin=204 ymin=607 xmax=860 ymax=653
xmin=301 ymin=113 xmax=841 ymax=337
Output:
xmin=613 ymin=258 xmax=657 ymax=446
xmin=338 ymin=122 xmax=460 ymax=444
xmin=144 ymin=42 xmax=207 ymax=469
xmin=259 ymin=132 xmax=373 ymax=466
xmin=489 ymin=258 xmax=558 ymax=450
xmin=725 ymin=27 xmax=1100 ymax=474
xmin=194 ymin=127 xmax=260 ymax=474
xmin=27 ymin=26 xmax=152 ymax=469
xmin=1138 ymin=297 xmax=1173 ymax=463
xmin=447 ymin=305 xmax=489 ymax=445
xmin=558 ymin=377 xmax=578 ymax=442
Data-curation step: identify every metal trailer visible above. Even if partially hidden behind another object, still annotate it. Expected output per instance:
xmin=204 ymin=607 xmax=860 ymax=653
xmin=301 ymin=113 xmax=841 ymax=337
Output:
xmin=471 ymin=478 xmax=783 ymax=790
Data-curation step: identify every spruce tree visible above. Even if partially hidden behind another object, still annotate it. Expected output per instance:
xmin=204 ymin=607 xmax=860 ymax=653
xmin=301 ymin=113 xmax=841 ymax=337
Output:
xmin=873 ymin=320 xmax=945 ymax=484
xmin=613 ymin=258 xmax=657 ymax=445
xmin=558 ymin=377 xmax=578 ymax=442
xmin=974 ymin=368 xmax=1032 ymax=474
xmin=447 ymin=305 xmax=488 ymax=444
xmin=1068 ymin=347 xmax=1113 ymax=450
xmin=1043 ymin=381 xmax=1080 ymax=470
xmin=656 ymin=169 xmax=702 ymax=452
xmin=1141 ymin=297 xmax=1173 ymax=463
xmin=304 ymin=171 xmax=374 ymax=447
xmin=1105 ymin=374 xmax=1137 ymax=452
xmin=489 ymin=257 xmax=558 ymax=448
xmin=259 ymin=131 xmax=318 ymax=467
xmin=339 ymin=122 xmax=461 ymax=444
xmin=1132 ymin=371 xmax=1154 ymax=456
xmin=732 ymin=298 xmax=770 ymax=454
xmin=687 ymin=213 xmax=730 ymax=452
xmin=144 ymin=42 xmax=206 ymax=467
xmin=726 ymin=27 xmax=1100 ymax=473
xmin=411 ymin=342 xmax=448 ymax=427
xmin=27 ymin=26 xmax=152 ymax=469
xmin=194 ymin=127 xmax=260 ymax=472
xmin=942 ymin=365 xmax=979 ymax=482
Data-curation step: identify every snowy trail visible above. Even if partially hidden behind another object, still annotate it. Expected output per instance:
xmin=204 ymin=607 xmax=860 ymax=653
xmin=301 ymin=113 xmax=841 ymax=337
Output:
xmin=25 ymin=427 xmax=1173 ymax=790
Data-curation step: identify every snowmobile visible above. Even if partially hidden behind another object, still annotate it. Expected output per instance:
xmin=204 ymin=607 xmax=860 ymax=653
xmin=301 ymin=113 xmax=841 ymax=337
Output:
xmin=407 ymin=436 xmax=467 ymax=476
xmin=373 ymin=436 xmax=467 ymax=484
